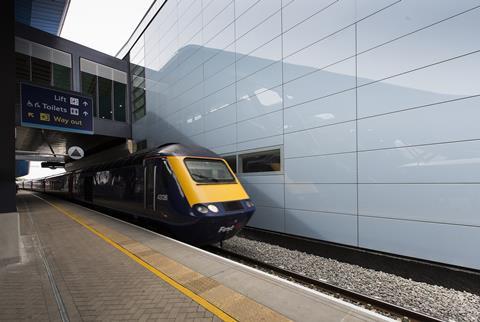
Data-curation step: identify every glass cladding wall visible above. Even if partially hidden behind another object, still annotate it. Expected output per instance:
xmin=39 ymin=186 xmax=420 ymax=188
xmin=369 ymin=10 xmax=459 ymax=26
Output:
xmin=131 ymin=0 xmax=480 ymax=269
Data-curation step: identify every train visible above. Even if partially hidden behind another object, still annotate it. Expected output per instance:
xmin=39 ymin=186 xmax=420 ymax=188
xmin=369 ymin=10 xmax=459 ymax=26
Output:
xmin=22 ymin=143 xmax=256 ymax=245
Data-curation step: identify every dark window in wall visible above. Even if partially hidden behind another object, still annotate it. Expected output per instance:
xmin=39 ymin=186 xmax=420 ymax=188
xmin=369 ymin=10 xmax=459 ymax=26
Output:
xmin=136 ymin=140 xmax=147 ymax=151
xmin=131 ymin=63 xmax=146 ymax=121
xmin=224 ymin=155 xmax=237 ymax=173
xmin=133 ymin=87 xmax=146 ymax=121
xmin=81 ymin=72 xmax=97 ymax=116
xmin=15 ymin=53 xmax=30 ymax=80
xmin=98 ymin=77 xmax=113 ymax=119
xmin=52 ymin=63 xmax=71 ymax=90
xmin=114 ymin=81 xmax=126 ymax=122
xmin=81 ymin=68 xmax=127 ymax=122
xmin=31 ymin=57 xmax=51 ymax=86
xmin=16 ymin=53 xmax=30 ymax=105
xmin=240 ymin=149 xmax=281 ymax=173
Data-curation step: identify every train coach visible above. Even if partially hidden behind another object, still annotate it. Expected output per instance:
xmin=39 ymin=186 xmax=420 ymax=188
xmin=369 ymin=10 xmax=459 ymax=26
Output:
xmin=26 ymin=143 xmax=256 ymax=245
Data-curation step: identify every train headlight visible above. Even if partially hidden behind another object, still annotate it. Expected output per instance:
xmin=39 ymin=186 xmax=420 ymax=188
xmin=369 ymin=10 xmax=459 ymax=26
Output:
xmin=196 ymin=205 xmax=209 ymax=214
xmin=207 ymin=204 xmax=219 ymax=213
xmin=245 ymin=200 xmax=255 ymax=208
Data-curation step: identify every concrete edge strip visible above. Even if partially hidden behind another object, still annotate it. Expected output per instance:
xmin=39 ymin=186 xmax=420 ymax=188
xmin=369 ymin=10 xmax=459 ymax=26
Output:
xmin=33 ymin=194 xmax=291 ymax=322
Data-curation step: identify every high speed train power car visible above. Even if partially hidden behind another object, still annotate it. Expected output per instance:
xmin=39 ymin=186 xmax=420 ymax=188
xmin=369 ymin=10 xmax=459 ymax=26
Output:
xmin=25 ymin=143 xmax=256 ymax=245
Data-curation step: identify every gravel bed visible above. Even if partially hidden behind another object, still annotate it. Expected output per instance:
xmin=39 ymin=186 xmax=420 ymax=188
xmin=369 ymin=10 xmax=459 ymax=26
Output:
xmin=222 ymin=236 xmax=480 ymax=322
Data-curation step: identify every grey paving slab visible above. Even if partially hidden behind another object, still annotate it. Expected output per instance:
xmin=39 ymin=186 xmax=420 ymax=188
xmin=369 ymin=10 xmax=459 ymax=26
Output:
xmin=0 ymin=198 xmax=62 ymax=322
xmin=39 ymin=193 xmax=392 ymax=322
xmin=9 ymin=192 xmax=216 ymax=322
xmin=0 ymin=212 xmax=20 ymax=266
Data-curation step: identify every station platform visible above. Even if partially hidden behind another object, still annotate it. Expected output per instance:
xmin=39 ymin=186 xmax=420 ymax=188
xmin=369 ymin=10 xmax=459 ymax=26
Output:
xmin=1 ymin=191 xmax=393 ymax=322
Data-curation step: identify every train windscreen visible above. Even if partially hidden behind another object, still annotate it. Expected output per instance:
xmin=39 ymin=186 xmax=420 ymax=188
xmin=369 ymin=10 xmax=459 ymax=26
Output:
xmin=184 ymin=158 xmax=235 ymax=184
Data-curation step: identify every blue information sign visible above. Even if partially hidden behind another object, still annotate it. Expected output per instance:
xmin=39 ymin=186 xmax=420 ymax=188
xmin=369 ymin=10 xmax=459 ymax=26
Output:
xmin=20 ymin=83 xmax=94 ymax=134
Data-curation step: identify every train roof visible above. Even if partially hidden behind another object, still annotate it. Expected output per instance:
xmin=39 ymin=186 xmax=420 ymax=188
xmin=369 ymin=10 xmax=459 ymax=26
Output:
xmin=81 ymin=143 xmax=219 ymax=173
xmin=34 ymin=144 xmax=220 ymax=178
xmin=145 ymin=143 xmax=218 ymax=158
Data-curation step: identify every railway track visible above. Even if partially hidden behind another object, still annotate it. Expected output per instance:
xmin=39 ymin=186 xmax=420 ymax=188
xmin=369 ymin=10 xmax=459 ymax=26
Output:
xmin=205 ymin=245 xmax=443 ymax=322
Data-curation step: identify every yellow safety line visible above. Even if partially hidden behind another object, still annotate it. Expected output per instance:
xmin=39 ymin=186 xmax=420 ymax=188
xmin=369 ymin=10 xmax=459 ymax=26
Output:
xmin=35 ymin=196 xmax=237 ymax=322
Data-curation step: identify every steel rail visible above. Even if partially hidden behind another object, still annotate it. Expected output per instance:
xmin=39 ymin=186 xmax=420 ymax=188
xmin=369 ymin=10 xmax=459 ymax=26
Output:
xmin=205 ymin=246 xmax=442 ymax=322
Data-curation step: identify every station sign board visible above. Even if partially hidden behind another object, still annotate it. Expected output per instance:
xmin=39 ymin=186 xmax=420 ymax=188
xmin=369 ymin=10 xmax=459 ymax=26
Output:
xmin=20 ymin=82 xmax=94 ymax=134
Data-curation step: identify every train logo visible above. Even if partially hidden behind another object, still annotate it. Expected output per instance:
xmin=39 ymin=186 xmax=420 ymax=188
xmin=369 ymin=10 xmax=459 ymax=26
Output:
xmin=218 ymin=225 xmax=235 ymax=233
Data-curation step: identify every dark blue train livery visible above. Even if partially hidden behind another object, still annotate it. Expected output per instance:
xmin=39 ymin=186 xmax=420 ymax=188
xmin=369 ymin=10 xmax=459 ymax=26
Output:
xmin=23 ymin=143 xmax=255 ymax=245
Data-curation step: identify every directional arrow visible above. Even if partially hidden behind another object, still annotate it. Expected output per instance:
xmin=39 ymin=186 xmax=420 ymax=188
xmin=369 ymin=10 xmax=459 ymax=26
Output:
xmin=82 ymin=101 xmax=89 ymax=107
xmin=71 ymin=149 xmax=81 ymax=157
xmin=68 ymin=146 xmax=84 ymax=160
xmin=27 ymin=100 xmax=33 ymax=107
xmin=83 ymin=111 xmax=89 ymax=116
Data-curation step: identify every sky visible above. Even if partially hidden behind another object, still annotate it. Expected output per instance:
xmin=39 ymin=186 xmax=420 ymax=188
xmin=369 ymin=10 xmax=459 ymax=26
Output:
xmin=19 ymin=161 xmax=66 ymax=180
xmin=60 ymin=0 xmax=154 ymax=56
xmin=21 ymin=1 xmax=154 ymax=180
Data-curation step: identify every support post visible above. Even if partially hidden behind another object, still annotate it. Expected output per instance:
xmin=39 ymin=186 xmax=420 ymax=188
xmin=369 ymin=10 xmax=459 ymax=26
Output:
xmin=0 ymin=0 xmax=20 ymax=266
xmin=0 ymin=0 xmax=15 ymax=212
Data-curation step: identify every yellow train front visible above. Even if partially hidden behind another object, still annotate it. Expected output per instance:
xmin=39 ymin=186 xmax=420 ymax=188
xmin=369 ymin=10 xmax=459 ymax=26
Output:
xmin=151 ymin=144 xmax=256 ymax=244
xmin=157 ymin=149 xmax=253 ymax=244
